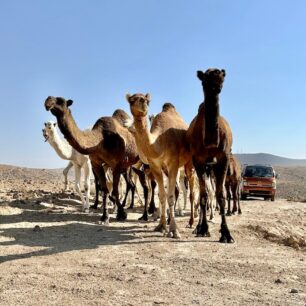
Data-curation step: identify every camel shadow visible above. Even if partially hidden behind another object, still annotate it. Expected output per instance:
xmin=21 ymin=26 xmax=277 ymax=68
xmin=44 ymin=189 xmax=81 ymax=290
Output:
xmin=0 ymin=221 xmax=142 ymax=264
xmin=0 ymin=194 xmax=227 ymax=264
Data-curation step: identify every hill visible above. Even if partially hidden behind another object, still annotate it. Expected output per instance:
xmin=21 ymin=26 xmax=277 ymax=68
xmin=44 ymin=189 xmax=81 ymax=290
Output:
xmin=235 ymin=153 xmax=306 ymax=166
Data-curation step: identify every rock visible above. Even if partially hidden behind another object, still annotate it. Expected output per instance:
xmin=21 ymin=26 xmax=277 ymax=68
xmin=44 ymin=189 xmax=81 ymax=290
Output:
xmin=290 ymin=288 xmax=298 ymax=293
xmin=275 ymin=278 xmax=283 ymax=284
xmin=33 ymin=225 xmax=42 ymax=232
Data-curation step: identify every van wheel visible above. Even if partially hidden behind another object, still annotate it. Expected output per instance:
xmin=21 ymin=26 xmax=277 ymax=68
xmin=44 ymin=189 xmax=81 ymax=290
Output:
xmin=271 ymin=195 xmax=275 ymax=201
xmin=241 ymin=194 xmax=247 ymax=200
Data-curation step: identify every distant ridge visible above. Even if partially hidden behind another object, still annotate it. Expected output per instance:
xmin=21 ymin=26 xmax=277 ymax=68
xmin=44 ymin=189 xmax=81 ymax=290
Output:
xmin=235 ymin=153 xmax=306 ymax=167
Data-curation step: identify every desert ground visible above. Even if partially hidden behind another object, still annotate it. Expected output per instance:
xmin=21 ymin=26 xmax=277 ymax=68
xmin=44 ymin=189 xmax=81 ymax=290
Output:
xmin=0 ymin=165 xmax=305 ymax=306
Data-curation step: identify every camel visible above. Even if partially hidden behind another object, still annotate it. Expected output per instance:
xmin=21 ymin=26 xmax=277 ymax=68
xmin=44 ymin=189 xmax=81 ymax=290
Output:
xmin=42 ymin=121 xmax=91 ymax=211
xmin=193 ymin=166 xmax=217 ymax=221
xmin=44 ymin=97 xmax=140 ymax=223
xmin=187 ymin=68 xmax=234 ymax=243
xmin=225 ymin=153 xmax=242 ymax=215
xmin=126 ymin=94 xmax=195 ymax=238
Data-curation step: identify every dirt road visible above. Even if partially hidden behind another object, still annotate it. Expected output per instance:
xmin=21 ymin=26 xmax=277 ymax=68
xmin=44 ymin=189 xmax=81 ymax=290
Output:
xmin=0 ymin=191 xmax=305 ymax=306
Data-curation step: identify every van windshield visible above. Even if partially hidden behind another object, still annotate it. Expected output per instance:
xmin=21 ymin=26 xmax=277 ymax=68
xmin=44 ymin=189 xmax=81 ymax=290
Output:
xmin=244 ymin=166 xmax=274 ymax=178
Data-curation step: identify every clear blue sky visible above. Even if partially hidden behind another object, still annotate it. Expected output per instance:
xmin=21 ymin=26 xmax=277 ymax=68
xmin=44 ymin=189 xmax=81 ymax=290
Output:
xmin=0 ymin=1 xmax=305 ymax=168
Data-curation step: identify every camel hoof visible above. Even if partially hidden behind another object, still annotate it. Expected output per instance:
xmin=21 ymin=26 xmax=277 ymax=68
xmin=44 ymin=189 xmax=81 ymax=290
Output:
xmin=148 ymin=204 xmax=156 ymax=215
xmin=138 ymin=214 xmax=148 ymax=221
xmin=195 ymin=224 xmax=210 ymax=237
xmin=208 ymin=219 xmax=216 ymax=224
xmin=116 ymin=209 xmax=127 ymax=221
xmin=99 ymin=219 xmax=110 ymax=226
xmin=219 ymin=236 xmax=235 ymax=243
xmin=219 ymin=224 xmax=234 ymax=243
xmin=238 ymin=210 xmax=242 ymax=215
xmin=127 ymin=205 xmax=134 ymax=210
xmin=154 ymin=223 xmax=166 ymax=233
xmin=196 ymin=231 xmax=211 ymax=238
xmin=99 ymin=215 xmax=110 ymax=225
xmin=90 ymin=204 xmax=98 ymax=210
xmin=226 ymin=211 xmax=232 ymax=216
xmin=177 ymin=209 xmax=184 ymax=217
xmin=167 ymin=230 xmax=181 ymax=239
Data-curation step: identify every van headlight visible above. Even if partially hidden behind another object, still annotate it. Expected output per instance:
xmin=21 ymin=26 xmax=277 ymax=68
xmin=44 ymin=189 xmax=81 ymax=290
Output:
xmin=272 ymin=181 xmax=276 ymax=188
xmin=243 ymin=180 xmax=248 ymax=186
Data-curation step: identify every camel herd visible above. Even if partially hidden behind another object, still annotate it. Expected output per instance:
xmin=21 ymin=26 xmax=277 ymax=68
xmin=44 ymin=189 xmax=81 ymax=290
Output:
xmin=43 ymin=68 xmax=241 ymax=243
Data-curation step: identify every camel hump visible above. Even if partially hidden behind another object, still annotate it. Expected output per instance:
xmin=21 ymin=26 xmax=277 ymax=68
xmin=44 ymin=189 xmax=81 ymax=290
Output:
xmin=112 ymin=109 xmax=131 ymax=126
xmin=162 ymin=102 xmax=176 ymax=112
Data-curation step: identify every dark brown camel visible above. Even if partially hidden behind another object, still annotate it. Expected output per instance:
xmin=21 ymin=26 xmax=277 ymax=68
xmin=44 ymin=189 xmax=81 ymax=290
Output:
xmin=225 ymin=153 xmax=242 ymax=215
xmin=187 ymin=68 xmax=234 ymax=243
xmin=44 ymin=96 xmax=140 ymax=223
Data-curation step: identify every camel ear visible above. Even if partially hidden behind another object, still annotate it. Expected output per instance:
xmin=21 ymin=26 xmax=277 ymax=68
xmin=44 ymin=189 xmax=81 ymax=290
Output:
xmin=126 ymin=93 xmax=131 ymax=102
xmin=53 ymin=122 xmax=57 ymax=127
xmin=145 ymin=93 xmax=151 ymax=102
xmin=67 ymin=99 xmax=73 ymax=107
xmin=197 ymin=70 xmax=205 ymax=81
xmin=44 ymin=122 xmax=47 ymax=127
xmin=221 ymin=69 xmax=226 ymax=77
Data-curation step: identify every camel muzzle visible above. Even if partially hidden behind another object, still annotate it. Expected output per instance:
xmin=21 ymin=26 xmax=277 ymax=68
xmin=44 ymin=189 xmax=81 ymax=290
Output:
xmin=42 ymin=130 xmax=49 ymax=142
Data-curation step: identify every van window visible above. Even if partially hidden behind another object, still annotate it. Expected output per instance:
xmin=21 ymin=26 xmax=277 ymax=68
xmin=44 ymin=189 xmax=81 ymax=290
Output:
xmin=244 ymin=166 xmax=274 ymax=178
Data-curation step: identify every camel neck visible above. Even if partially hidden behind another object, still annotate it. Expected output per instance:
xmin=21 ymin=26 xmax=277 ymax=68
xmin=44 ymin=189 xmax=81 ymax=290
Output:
xmin=133 ymin=115 xmax=156 ymax=154
xmin=56 ymin=111 xmax=101 ymax=155
xmin=202 ymin=91 xmax=220 ymax=147
xmin=48 ymin=129 xmax=73 ymax=160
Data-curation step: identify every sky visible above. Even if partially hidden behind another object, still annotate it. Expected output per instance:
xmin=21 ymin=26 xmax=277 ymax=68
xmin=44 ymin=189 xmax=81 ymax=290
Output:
xmin=0 ymin=0 xmax=306 ymax=168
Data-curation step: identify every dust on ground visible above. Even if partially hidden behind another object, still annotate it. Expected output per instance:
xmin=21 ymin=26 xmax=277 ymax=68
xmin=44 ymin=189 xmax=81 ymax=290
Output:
xmin=0 ymin=165 xmax=305 ymax=306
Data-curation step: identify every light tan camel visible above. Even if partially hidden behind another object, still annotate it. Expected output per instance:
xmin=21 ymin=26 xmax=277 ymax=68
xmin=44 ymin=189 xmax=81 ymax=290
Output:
xmin=126 ymin=94 xmax=195 ymax=238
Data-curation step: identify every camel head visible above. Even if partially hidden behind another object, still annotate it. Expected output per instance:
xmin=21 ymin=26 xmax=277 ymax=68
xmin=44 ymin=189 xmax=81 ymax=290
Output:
xmin=44 ymin=96 xmax=73 ymax=117
xmin=42 ymin=121 xmax=57 ymax=142
xmin=126 ymin=93 xmax=151 ymax=117
xmin=197 ymin=68 xmax=226 ymax=95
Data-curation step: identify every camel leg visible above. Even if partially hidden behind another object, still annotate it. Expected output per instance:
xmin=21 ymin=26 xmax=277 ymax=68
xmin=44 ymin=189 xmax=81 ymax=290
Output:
xmin=225 ymin=183 xmax=232 ymax=216
xmin=121 ymin=171 xmax=134 ymax=209
xmin=215 ymin=158 xmax=234 ymax=243
xmin=91 ymin=163 xmax=109 ymax=223
xmin=83 ymin=160 xmax=91 ymax=211
xmin=74 ymin=165 xmax=87 ymax=212
xmin=232 ymin=182 xmax=241 ymax=215
xmin=148 ymin=179 xmax=157 ymax=214
xmin=185 ymin=161 xmax=196 ymax=228
xmin=175 ymin=181 xmax=184 ymax=217
xmin=132 ymin=167 xmax=149 ymax=221
xmin=179 ymin=171 xmax=187 ymax=215
xmin=112 ymin=168 xmax=127 ymax=221
xmin=237 ymin=184 xmax=242 ymax=215
xmin=166 ymin=163 xmax=180 ymax=239
xmin=194 ymin=164 xmax=210 ymax=237
xmin=151 ymin=167 xmax=167 ymax=234
xmin=63 ymin=161 xmax=73 ymax=191
xmin=91 ymin=170 xmax=100 ymax=209
xmin=127 ymin=170 xmax=136 ymax=209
